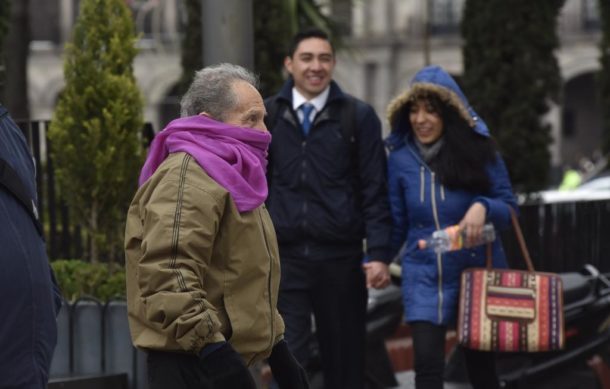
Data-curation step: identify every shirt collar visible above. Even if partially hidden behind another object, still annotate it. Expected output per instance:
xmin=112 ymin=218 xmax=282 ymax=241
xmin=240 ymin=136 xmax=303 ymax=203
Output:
xmin=291 ymin=86 xmax=330 ymax=113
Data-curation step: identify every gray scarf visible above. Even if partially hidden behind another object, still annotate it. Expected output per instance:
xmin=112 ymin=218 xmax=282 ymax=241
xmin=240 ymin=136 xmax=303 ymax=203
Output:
xmin=414 ymin=136 xmax=444 ymax=164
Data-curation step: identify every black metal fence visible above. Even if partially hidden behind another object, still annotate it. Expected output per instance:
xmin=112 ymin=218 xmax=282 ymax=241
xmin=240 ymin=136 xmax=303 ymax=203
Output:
xmin=503 ymin=199 xmax=610 ymax=273
xmin=17 ymin=120 xmax=84 ymax=260
xmin=16 ymin=120 xmax=154 ymax=261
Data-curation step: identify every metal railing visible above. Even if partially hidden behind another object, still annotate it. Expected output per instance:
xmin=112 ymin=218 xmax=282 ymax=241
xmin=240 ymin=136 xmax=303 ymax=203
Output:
xmin=503 ymin=199 xmax=610 ymax=273
xmin=17 ymin=120 xmax=154 ymax=261
xmin=17 ymin=120 xmax=86 ymax=260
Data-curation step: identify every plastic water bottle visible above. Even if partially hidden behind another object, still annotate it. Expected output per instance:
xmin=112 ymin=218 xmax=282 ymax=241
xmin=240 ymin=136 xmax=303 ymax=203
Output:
xmin=417 ymin=223 xmax=496 ymax=254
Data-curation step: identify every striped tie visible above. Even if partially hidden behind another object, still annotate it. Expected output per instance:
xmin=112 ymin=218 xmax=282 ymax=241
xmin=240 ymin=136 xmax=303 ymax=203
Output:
xmin=300 ymin=103 xmax=315 ymax=136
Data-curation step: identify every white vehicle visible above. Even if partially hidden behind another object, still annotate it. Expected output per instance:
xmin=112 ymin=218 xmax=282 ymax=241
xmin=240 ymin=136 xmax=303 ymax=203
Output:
xmin=529 ymin=175 xmax=610 ymax=204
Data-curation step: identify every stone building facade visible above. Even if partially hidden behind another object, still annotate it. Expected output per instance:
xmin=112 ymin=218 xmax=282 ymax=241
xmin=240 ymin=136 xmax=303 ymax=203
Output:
xmin=28 ymin=0 xmax=603 ymax=174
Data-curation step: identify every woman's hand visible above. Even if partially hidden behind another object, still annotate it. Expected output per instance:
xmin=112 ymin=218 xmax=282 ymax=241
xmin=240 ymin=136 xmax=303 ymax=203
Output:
xmin=363 ymin=261 xmax=391 ymax=289
xmin=458 ymin=202 xmax=486 ymax=248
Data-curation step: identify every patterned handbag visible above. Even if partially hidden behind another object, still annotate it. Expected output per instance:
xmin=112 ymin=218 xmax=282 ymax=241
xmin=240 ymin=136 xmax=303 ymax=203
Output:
xmin=457 ymin=210 xmax=564 ymax=352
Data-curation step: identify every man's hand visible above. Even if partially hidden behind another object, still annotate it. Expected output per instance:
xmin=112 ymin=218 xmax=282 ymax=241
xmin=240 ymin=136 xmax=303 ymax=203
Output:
xmin=363 ymin=260 xmax=390 ymax=289
xmin=268 ymin=340 xmax=309 ymax=389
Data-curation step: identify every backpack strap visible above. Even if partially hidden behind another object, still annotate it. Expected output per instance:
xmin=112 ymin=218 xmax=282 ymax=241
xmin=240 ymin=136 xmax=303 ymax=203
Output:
xmin=339 ymin=96 xmax=361 ymax=196
xmin=0 ymin=157 xmax=44 ymax=238
xmin=340 ymin=95 xmax=358 ymax=164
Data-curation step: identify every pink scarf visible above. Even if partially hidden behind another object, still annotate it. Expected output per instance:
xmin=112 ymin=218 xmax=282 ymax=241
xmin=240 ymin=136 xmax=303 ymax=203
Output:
xmin=139 ymin=115 xmax=271 ymax=213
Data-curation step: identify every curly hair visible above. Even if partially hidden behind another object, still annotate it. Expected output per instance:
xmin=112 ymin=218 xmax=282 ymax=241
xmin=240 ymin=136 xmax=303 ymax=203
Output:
xmin=410 ymin=93 xmax=497 ymax=193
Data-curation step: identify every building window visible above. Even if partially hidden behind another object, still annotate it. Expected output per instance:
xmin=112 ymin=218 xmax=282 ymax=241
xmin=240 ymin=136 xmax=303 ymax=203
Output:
xmin=30 ymin=0 xmax=61 ymax=44
xmin=124 ymin=0 xmax=184 ymax=44
xmin=582 ymin=0 xmax=600 ymax=31
xmin=430 ymin=0 xmax=464 ymax=35
xmin=331 ymin=0 xmax=352 ymax=36
xmin=562 ymin=109 xmax=576 ymax=138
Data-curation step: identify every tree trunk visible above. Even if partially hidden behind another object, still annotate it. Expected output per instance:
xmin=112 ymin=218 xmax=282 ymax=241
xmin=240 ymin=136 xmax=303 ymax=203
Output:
xmin=90 ymin=202 xmax=98 ymax=263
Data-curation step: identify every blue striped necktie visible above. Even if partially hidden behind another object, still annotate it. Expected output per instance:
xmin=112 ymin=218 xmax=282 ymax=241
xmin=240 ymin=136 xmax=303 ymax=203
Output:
xmin=300 ymin=103 xmax=315 ymax=136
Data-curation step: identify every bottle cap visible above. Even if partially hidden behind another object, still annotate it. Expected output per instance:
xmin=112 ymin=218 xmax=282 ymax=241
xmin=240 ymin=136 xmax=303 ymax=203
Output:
xmin=417 ymin=239 xmax=427 ymax=249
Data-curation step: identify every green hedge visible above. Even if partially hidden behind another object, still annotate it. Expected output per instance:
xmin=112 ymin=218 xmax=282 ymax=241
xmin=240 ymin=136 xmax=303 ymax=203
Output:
xmin=51 ymin=259 xmax=126 ymax=302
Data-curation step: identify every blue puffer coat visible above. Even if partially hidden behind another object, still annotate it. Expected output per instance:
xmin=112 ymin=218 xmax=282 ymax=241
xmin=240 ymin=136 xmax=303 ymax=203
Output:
xmin=386 ymin=66 xmax=518 ymax=326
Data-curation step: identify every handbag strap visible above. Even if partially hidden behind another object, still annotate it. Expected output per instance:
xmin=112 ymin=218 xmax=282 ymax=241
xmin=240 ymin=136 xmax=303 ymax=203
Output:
xmin=486 ymin=207 xmax=534 ymax=272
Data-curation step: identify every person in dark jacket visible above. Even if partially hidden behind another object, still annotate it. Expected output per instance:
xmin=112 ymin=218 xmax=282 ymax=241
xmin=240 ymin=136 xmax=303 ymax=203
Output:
xmin=386 ymin=65 xmax=518 ymax=389
xmin=0 ymin=104 xmax=62 ymax=388
xmin=265 ymin=28 xmax=392 ymax=388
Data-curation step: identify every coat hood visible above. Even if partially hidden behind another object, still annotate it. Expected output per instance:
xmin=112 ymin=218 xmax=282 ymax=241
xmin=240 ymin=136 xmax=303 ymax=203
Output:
xmin=386 ymin=66 xmax=489 ymax=147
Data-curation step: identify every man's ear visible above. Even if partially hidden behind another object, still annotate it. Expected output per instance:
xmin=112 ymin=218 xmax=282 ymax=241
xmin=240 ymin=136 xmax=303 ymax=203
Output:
xmin=284 ymin=56 xmax=293 ymax=74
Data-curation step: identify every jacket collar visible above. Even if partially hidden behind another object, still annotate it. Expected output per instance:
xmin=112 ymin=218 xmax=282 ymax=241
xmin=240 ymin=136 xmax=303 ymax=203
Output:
xmin=276 ymin=78 xmax=347 ymax=108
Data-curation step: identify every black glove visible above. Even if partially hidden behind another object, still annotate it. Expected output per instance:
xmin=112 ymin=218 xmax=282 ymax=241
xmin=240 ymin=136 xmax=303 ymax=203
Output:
xmin=268 ymin=340 xmax=310 ymax=389
xmin=199 ymin=342 xmax=257 ymax=389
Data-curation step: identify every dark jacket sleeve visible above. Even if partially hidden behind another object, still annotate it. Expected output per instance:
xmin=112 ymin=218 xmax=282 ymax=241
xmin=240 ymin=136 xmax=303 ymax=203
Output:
xmin=356 ymin=103 xmax=392 ymax=262
xmin=387 ymin=150 xmax=409 ymax=260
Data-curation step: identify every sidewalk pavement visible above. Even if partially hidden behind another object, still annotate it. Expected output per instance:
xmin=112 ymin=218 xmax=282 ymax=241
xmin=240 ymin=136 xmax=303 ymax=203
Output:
xmin=394 ymin=371 xmax=471 ymax=389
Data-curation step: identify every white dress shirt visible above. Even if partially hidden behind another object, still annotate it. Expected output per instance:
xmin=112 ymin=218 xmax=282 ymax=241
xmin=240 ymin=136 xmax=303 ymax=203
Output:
xmin=292 ymin=86 xmax=330 ymax=124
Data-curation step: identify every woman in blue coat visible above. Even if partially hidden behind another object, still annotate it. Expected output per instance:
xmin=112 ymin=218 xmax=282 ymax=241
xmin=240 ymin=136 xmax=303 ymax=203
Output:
xmin=386 ymin=65 xmax=517 ymax=389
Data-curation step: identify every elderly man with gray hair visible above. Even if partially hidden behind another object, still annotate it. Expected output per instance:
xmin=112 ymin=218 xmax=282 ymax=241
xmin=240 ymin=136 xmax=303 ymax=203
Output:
xmin=125 ymin=63 xmax=308 ymax=389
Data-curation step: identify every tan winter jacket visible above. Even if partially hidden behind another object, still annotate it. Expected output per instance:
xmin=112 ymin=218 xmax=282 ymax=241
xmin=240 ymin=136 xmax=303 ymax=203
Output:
xmin=125 ymin=152 xmax=285 ymax=365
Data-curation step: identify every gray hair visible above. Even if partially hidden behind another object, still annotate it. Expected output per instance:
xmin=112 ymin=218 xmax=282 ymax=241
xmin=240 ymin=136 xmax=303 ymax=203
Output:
xmin=180 ymin=63 xmax=259 ymax=120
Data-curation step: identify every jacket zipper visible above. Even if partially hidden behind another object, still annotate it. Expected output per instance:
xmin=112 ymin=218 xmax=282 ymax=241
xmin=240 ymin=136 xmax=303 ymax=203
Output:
xmin=409 ymin=144 xmax=445 ymax=323
xmin=420 ymin=166 xmax=425 ymax=203
xmin=301 ymin=141 xmax=309 ymax=257
xmin=430 ymin=172 xmax=444 ymax=324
